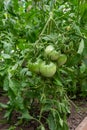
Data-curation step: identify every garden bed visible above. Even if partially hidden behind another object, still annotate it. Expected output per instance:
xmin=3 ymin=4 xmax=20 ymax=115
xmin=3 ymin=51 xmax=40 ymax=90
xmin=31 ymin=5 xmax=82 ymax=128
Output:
xmin=0 ymin=95 xmax=87 ymax=130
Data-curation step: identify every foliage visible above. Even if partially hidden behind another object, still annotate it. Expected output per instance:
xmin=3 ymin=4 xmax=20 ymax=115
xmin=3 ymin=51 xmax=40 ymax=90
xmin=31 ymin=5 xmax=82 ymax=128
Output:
xmin=0 ymin=0 xmax=87 ymax=129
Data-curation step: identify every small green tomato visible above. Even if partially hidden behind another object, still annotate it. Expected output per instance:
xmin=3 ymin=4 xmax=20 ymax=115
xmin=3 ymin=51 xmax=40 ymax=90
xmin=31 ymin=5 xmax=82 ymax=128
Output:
xmin=57 ymin=54 xmax=67 ymax=66
xmin=49 ymin=50 xmax=61 ymax=61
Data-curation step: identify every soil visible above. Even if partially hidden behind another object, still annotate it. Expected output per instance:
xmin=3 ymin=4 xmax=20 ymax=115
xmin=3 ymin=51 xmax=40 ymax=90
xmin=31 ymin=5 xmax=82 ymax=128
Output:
xmin=0 ymin=95 xmax=87 ymax=130
xmin=68 ymin=99 xmax=87 ymax=130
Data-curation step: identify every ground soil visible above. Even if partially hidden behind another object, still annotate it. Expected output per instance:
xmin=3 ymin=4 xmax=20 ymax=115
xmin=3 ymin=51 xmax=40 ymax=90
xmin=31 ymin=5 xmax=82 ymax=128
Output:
xmin=0 ymin=95 xmax=87 ymax=130
xmin=68 ymin=99 xmax=87 ymax=130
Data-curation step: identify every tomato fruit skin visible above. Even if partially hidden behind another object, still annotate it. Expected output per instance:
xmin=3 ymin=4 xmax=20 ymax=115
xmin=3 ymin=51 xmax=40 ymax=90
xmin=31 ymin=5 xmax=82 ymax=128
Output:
xmin=28 ymin=60 xmax=42 ymax=74
xmin=40 ymin=62 xmax=56 ymax=77
xmin=49 ymin=50 xmax=61 ymax=61
xmin=45 ymin=45 xmax=54 ymax=55
xmin=45 ymin=45 xmax=61 ymax=61
xmin=57 ymin=54 xmax=67 ymax=66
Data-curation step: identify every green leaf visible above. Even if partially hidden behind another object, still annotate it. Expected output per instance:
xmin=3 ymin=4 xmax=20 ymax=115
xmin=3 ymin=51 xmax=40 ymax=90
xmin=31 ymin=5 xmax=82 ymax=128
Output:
xmin=48 ymin=114 xmax=56 ymax=130
xmin=82 ymin=80 xmax=87 ymax=89
xmin=1 ymin=54 xmax=11 ymax=59
xmin=54 ymin=79 xmax=63 ymax=86
xmin=9 ymin=79 xmax=18 ymax=96
xmin=67 ymin=54 xmax=81 ymax=66
xmin=21 ymin=110 xmax=33 ymax=120
xmin=4 ymin=108 xmax=13 ymax=120
xmin=80 ymin=62 xmax=86 ymax=73
xmin=7 ymin=126 xmax=16 ymax=130
xmin=0 ymin=103 xmax=8 ymax=108
xmin=3 ymin=76 xmax=9 ymax=91
xmin=41 ymin=125 xmax=45 ymax=130
xmin=77 ymin=39 xmax=84 ymax=54
xmin=59 ymin=117 xmax=63 ymax=127
xmin=74 ymin=24 xmax=82 ymax=35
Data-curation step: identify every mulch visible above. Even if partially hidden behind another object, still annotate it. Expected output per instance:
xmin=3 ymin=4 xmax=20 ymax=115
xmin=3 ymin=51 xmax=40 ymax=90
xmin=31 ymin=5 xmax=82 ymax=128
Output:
xmin=0 ymin=95 xmax=87 ymax=130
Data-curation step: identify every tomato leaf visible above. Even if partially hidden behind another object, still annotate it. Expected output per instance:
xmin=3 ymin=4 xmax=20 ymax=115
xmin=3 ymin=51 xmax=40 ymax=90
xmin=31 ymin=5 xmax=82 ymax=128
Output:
xmin=77 ymin=39 xmax=84 ymax=54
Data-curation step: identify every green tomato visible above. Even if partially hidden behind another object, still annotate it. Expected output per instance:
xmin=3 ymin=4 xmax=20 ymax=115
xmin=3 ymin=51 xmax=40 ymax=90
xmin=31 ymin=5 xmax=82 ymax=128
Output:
xmin=40 ymin=62 xmax=56 ymax=77
xmin=45 ymin=45 xmax=54 ymax=55
xmin=28 ymin=60 xmax=41 ymax=74
xmin=49 ymin=50 xmax=61 ymax=61
xmin=57 ymin=54 xmax=67 ymax=66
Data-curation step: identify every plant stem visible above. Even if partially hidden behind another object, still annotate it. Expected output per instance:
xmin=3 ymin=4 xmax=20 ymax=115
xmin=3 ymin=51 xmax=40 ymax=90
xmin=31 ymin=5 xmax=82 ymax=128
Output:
xmin=35 ymin=12 xmax=53 ymax=46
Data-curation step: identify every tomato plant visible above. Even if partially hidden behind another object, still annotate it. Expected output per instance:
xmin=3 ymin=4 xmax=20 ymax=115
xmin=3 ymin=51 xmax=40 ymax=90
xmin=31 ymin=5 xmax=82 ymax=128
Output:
xmin=0 ymin=0 xmax=87 ymax=130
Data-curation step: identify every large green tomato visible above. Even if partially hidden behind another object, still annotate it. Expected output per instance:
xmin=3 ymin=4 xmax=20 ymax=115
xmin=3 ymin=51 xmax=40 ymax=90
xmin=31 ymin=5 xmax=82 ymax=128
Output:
xmin=45 ymin=45 xmax=54 ymax=55
xmin=57 ymin=54 xmax=67 ymax=66
xmin=40 ymin=62 xmax=56 ymax=77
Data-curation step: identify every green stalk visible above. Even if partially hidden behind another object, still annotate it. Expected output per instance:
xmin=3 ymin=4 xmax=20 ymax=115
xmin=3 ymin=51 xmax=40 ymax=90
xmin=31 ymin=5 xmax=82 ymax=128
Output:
xmin=35 ymin=12 xmax=53 ymax=46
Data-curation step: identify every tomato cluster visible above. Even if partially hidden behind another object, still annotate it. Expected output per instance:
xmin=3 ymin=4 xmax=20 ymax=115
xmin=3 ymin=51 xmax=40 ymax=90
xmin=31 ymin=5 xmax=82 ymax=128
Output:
xmin=28 ymin=45 xmax=67 ymax=77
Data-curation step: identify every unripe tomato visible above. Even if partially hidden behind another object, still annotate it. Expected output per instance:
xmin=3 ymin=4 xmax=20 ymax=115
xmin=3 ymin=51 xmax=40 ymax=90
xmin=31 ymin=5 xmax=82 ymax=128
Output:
xmin=66 ymin=26 xmax=71 ymax=31
xmin=40 ymin=62 xmax=56 ymax=77
xmin=49 ymin=50 xmax=61 ymax=61
xmin=28 ymin=59 xmax=42 ymax=74
xmin=57 ymin=54 xmax=67 ymax=66
xmin=45 ymin=45 xmax=54 ymax=55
